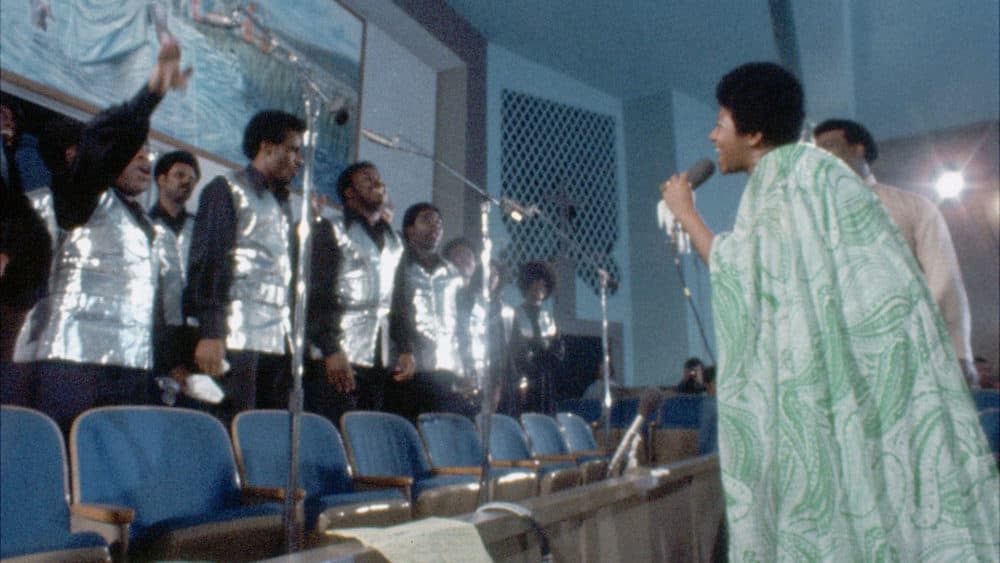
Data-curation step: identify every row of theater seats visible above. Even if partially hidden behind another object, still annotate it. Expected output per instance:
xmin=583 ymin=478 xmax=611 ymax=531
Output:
xmin=563 ymin=389 xmax=999 ymax=466
xmin=0 ymin=405 xmax=611 ymax=562
xmin=558 ymin=394 xmax=718 ymax=465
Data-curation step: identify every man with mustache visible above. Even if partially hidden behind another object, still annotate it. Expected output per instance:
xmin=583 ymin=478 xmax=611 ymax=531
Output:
xmin=149 ymin=150 xmax=200 ymax=400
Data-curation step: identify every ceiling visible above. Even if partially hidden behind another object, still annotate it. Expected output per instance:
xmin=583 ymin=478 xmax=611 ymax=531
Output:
xmin=441 ymin=0 xmax=1000 ymax=140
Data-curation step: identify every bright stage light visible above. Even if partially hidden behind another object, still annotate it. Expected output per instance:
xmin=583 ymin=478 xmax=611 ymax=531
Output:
xmin=934 ymin=170 xmax=965 ymax=199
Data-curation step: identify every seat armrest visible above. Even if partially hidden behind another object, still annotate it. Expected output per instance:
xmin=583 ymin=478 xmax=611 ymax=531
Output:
xmin=534 ymin=453 xmax=579 ymax=463
xmin=353 ymin=475 xmax=414 ymax=501
xmin=432 ymin=466 xmax=482 ymax=476
xmin=353 ymin=475 xmax=414 ymax=488
xmin=70 ymin=502 xmax=135 ymax=524
xmin=70 ymin=502 xmax=133 ymax=560
xmin=242 ymin=486 xmax=306 ymax=503
xmin=492 ymin=459 xmax=541 ymax=469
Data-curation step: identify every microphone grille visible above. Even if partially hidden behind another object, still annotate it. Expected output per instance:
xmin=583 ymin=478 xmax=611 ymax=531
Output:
xmin=688 ymin=159 xmax=716 ymax=189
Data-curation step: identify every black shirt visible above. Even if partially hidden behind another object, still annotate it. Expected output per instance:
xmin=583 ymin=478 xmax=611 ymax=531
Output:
xmin=52 ymin=85 xmax=161 ymax=231
xmin=148 ymin=202 xmax=190 ymax=235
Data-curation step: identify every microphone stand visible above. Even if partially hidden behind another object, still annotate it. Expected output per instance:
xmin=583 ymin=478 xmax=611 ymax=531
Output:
xmin=221 ymin=6 xmax=348 ymax=552
xmin=362 ymin=132 xmax=528 ymax=506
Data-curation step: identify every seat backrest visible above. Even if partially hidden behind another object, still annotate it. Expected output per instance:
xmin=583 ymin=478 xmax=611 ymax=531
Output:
xmin=656 ymin=395 xmax=708 ymax=428
xmin=418 ymin=413 xmax=483 ymax=467
xmin=609 ymin=398 xmax=640 ymax=428
xmin=972 ymin=390 xmax=1000 ymax=412
xmin=232 ymin=410 xmax=353 ymax=496
xmin=481 ymin=413 xmax=533 ymax=462
xmin=1 ymin=406 xmax=74 ymax=558
xmin=555 ymin=399 xmax=603 ymax=424
xmin=980 ymin=408 xmax=1000 ymax=454
xmin=521 ymin=413 xmax=570 ymax=456
xmin=341 ymin=411 xmax=432 ymax=479
xmin=557 ymin=412 xmax=599 ymax=452
xmin=71 ymin=406 xmax=242 ymax=537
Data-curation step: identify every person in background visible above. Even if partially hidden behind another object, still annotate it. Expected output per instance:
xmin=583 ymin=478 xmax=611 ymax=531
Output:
xmin=12 ymin=39 xmax=190 ymax=434
xmin=184 ymin=110 xmax=303 ymax=423
xmin=306 ymin=161 xmax=413 ymax=426
xmin=675 ymin=356 xmax=706 ymax=394
xmin=976 ymin=356 xmax=999 ymax=390
xmin=813 ymin=118 xmax=976 ymax=386
xmin=660 ymin=61 xmax=997 ymax=560
xmin=149 ymin=150 xmax=200 ymax=402
xmin=509 ymin=260 xmax=563 ymax=415
xmin=387 ymin=203 xmax=476 ymax=420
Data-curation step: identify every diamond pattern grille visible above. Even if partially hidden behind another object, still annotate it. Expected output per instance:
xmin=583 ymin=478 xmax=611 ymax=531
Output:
xmin=499 ymin=90 xmax=620 ymax=295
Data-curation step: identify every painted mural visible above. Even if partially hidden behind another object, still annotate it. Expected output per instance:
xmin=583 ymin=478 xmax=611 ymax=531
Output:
xmin=0 ymin=0 xmax=364 ymax=197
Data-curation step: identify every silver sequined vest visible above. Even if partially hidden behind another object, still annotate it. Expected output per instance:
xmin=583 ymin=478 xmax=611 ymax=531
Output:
xmin=399 ymin=257 xmax=466 ymax=374
xmin=330 ymin=216 xmax=403 ymax=367
xmin=15 ymin=189 xmax=157 ymax=368
xmin=222 ymin=170 xmax=293 ymax=354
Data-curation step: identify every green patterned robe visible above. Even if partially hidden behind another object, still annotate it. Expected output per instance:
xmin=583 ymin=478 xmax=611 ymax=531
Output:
xmin=710 ymin=144 xmax=999 ymax=562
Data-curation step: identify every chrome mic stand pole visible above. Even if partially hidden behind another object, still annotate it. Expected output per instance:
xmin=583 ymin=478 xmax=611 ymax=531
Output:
xmin=475 ymin=198 xmax=493 ymax=506
xmin=281 ymin=90 xmax=319 ymax=553
xmin=598 ymin=270 xmax=613 ymax=455
xmin=223 ymin=7 xmax=349 ymax=551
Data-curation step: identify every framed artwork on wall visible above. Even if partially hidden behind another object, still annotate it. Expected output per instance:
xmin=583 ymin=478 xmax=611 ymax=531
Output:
xmin=1 ymin=0 xmax=364 ymax=198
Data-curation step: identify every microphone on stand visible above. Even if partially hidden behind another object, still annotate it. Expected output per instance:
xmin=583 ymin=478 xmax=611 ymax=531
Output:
xmin=607 ymin=388 xmax=663 ymax=476
xmin=656 ymin=158 xmax=715 ymax=253
xmin=361 ymin=128 xmax=399 ymax=149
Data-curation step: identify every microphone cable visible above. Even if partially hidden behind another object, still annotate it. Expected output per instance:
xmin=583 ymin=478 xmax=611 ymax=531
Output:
xmin=665 ymin=233 xmax=716 ymax=365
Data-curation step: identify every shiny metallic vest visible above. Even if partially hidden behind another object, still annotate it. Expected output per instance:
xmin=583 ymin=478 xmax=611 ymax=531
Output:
xmin=515 ymin=306 xmax=558 ymax=343
xmin=223 ymin=170 xmax=293 ymax=354
xmin=148 ymin=213 xmax=195 ymax=279
xmin=400 ymin=257 xmax=466 ymax=374
xmin=151 ymin=225 xmax=184 ymax=327
xmin=148 ymin=213 xmax=194 ymax=328
xmin=15 ymin=189 xmax=157 ymax=368
xmin=330 ymin=215 xmax=403 ymax=367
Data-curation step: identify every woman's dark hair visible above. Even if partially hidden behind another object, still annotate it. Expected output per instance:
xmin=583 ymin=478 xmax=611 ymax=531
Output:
xmin=517 ymin=260 xmax=557 ymax=299
xmin=715 ymin=62 xmax=804 ymax=146
xmin=241 ymin=110 xmax=305 ymax=159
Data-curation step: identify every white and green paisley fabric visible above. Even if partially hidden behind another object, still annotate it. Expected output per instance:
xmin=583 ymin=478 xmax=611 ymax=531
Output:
xmin=711 ymin=143 xmax=999 ymax=562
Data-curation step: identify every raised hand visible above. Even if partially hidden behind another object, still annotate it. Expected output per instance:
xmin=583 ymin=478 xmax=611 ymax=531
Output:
xmin=148 ymin=37 xmax=193 ymax=96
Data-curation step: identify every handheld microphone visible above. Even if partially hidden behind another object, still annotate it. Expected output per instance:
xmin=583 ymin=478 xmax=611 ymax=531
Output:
xmin=360 ymin=128 xmax=398 ymax=149
xmin=685 ymin=158 xmax=716 ymax=190
xmin=657 ymin=159 xmax=716 ymax=252
xmin=607 ymin=388 xmax=663 ymax=476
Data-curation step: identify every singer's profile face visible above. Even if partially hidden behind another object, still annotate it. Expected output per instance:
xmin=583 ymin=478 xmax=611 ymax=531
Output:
xmin=405 ymin=208 xmax=443 ymax=252
xmin=268 ymin=131 xmax=303 ymax=184
xmin=709 ymin=107 xmax=752 ymax=174
xmin=347 ymin=166 xmax=386 ymax=212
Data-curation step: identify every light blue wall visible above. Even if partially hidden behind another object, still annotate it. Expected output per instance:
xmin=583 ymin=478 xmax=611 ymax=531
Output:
xmin=486 ymin=44 xmax=636 ymax=385
xmin=622 ymin=88 xmax=747 ymax=385
xmin=622 ymin=92 xmax=686 ymax=386
xmin=358 ymin=23 xmax=437 ymax=230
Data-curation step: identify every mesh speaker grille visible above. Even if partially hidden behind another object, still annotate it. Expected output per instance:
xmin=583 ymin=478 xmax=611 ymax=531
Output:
xmin=499 ymin=89 xmax=620 ymax=295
